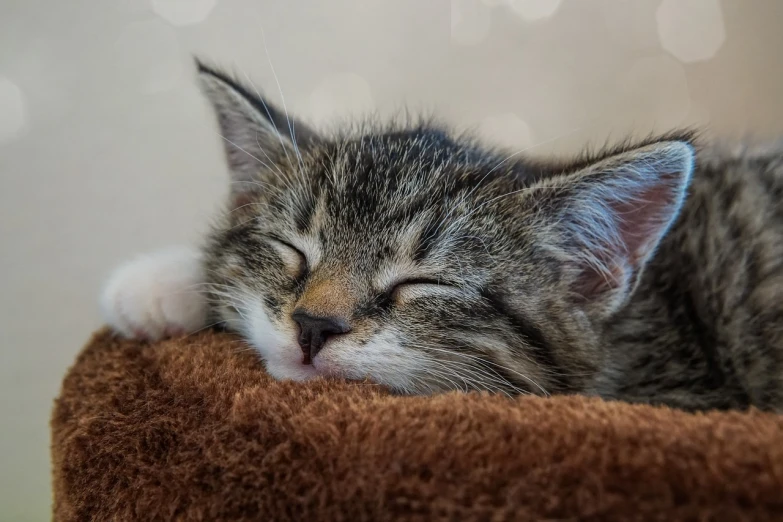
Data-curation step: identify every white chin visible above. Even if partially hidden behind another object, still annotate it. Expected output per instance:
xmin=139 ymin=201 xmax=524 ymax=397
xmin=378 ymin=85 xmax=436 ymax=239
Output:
xmin=264 ymin=358 xmax=321 ymax=382
xmin=262 ymin=350 xmax=346 ymax=382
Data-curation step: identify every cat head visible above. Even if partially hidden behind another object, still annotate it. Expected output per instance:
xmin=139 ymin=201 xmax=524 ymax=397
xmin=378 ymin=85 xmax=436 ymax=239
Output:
xmin=198 ymin=61 xmax=695 ymax=396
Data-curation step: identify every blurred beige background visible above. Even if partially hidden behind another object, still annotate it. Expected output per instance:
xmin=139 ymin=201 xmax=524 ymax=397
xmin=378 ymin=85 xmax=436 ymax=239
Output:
xmin=2 ymin=0 xmax=783 ymax=519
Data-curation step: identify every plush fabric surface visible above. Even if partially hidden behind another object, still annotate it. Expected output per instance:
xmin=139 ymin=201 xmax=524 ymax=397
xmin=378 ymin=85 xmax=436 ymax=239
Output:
xmin=52 ymin=330 xmax=783 ymax=521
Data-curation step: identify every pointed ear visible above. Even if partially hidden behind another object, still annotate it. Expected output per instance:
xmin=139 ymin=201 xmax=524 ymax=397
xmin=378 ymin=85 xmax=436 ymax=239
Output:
xmin=195 ymin=60 xmax=317 ymax=206
xmin=530 ymin=140 xmax=695 ymax=318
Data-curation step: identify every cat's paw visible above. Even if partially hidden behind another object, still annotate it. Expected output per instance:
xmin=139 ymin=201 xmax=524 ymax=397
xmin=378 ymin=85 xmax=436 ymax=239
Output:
xmin=101 ymin=246 xmax=208 ymax=341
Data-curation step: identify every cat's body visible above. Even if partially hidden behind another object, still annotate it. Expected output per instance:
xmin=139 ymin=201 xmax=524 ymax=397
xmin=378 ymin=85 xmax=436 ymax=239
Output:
xmin=595 ymin=144 xmax=783 ymax=411
xmin=102 ymin=62 xmax=783 ymax=412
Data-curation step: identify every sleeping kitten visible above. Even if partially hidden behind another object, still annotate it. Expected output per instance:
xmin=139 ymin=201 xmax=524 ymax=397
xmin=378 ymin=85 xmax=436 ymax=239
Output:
xmin=102 ymin=62 xmax=783 ymax=411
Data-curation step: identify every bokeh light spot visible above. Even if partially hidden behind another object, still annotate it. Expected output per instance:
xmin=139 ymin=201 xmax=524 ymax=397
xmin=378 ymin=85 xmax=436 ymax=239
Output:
xmin=657 ymin=0 xmax=725 ymax=63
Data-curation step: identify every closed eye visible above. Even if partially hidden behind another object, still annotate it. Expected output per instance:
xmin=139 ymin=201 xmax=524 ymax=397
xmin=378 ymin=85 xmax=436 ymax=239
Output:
xmin=387 ymin=278 xmax=460 ymax=301
xmin=266 ymin=237 xmax=307 ymax=278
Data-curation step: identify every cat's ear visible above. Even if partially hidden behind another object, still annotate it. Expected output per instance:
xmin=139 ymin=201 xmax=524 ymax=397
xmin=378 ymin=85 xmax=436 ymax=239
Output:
xmin=196 ymin=60 xmax=317 ymax=204
xmin=528 ymin=140 xmax=695 ymax=318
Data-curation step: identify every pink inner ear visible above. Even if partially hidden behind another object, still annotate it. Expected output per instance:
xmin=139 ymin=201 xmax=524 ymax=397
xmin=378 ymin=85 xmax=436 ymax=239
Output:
xmin=571 ymin=171 xmax=681 ymax=303
xmin=610 ymin=173 xmax=680 ymax=265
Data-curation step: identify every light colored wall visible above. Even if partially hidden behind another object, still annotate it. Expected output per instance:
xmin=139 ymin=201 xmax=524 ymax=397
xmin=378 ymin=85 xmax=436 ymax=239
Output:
xmin=1 ymin=1 xmax=782 ymax=519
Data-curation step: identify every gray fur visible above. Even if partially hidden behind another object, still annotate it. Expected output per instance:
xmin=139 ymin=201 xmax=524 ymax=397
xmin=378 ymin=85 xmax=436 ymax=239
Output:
xmin=198 ymin=62 xmax=783 ymax=411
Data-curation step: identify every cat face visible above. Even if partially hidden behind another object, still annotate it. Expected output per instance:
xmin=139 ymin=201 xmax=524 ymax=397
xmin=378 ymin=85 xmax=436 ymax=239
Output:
xmin=198 ymin=62 xmax=695 ymax=396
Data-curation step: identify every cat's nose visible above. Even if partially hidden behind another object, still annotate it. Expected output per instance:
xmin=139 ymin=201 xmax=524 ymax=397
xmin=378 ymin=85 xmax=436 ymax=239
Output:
xmin=292 ymin=309 xmax=351 ymax=364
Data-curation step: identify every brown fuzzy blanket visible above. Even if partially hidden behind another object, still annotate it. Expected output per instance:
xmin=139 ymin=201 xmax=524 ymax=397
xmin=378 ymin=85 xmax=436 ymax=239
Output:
xmin=52 ymin=330 xmax=783 ymax=521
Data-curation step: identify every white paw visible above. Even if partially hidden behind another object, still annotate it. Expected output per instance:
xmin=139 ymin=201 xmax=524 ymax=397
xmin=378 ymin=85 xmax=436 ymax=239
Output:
xmin=101 ymin=246 xmax=208 ymax=341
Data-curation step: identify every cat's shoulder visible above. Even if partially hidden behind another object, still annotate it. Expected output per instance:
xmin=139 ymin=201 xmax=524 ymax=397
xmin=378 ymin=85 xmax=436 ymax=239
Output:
xmin=695 ymin=138 xmax=783 ymax=172
xmin=690 ymin=137 xmax=783 ymax=194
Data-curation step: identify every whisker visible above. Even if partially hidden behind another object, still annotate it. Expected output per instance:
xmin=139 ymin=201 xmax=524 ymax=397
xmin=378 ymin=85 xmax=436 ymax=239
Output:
xmin=216 ymin=132 xmax=273 ymax=170
xmin=419 ymin=364 xmax=469 ymax=393
xmin=241 ymin=71 xmax=296 ymax=170
xmin=423 ymin=354 xmax=523 ymax=393
xmin=400 ymin=348 xmax=523 ymax=397
xmin=426 ymin=359 xmax=520 ymax=398
xmin=405 ymin=342 xmax=550 ymax=396
xmin=254 ymin=131 xmax=289 ymax=179
xmin=226 ymin=199 xmax=272 ymax=215
xmin=184 ymin=320 xmax=227 ymax=337
xmin=258 ymin=30 xmax=307 ymax=172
